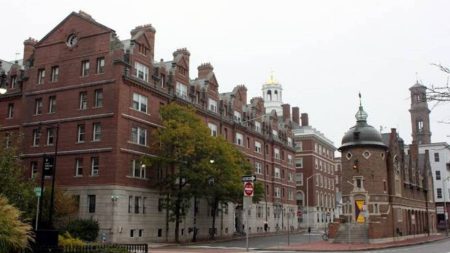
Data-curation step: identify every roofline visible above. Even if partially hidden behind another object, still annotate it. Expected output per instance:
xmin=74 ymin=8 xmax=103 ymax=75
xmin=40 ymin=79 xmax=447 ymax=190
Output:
xmin=338 ymin=142 xmax=388 ymax=152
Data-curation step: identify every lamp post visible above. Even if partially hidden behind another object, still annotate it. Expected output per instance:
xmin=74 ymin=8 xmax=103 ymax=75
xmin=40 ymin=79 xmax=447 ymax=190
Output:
xmin=306 ymin=173 xmax=320 ymax=242
xmin=48 ymin=122 xmax=60 ymax=228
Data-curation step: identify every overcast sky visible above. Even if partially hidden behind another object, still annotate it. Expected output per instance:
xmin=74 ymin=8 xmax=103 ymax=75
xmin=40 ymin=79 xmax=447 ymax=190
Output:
xmin=2 ymin=0 xmax=449 ymax=149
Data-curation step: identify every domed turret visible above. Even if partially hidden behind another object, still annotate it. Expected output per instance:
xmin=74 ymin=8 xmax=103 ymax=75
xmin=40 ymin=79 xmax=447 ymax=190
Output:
xmin=339 ymin=94 xmax=387 ymax=151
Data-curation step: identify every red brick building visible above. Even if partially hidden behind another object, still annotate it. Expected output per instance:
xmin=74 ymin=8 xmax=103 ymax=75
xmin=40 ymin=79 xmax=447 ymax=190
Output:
xmin=0 ymin=11 xmax=297 ymax=242
xmin=334 ymin=97 xmax=436 ymax=243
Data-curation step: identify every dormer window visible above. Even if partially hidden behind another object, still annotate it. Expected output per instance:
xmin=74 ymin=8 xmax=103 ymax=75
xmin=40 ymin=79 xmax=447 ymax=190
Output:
xmin=208 ymin=99 xmax=217 ymax=113
xmin=135 ymin=62 xmax=148 ymax=82
xmin=176 ymin=82 xmax=188 ymax=99
xmin=233 ymin=111 xmax=241 ymax=122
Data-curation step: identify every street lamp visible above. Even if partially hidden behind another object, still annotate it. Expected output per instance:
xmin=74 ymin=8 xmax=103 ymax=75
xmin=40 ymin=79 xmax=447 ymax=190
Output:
xmin=0 ymin=87 xmax=6 ymax=94
xmin=306 ymin=173 xmax=320 ymax=242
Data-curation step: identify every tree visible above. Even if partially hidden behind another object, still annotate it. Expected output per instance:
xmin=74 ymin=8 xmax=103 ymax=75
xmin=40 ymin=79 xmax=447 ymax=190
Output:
xmin=143 ymin=103 xmax=218 ymax=243
xmin=426 ymin=64 xmax=450 ymax=103
xmin=65 ymin=219 xmax=99 ymax=242
xmin=0 ymin=132 xmax=36 ymax=219
xmin=0 ymin=195 xmax=34 ymax=252
xmin=40 ymin=187 xmax=79 ymax=229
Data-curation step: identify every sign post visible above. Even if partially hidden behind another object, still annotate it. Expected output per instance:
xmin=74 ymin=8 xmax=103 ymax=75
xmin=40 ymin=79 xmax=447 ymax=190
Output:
xmin=242 ymin=175 xmax=255 ymax=252
xmin=34 ymin=187 xmax=42 ymax=230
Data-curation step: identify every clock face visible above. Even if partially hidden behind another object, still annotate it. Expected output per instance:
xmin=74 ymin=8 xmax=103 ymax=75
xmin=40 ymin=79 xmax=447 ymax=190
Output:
xmin=66 ymin=34 xmax=78 ymax=48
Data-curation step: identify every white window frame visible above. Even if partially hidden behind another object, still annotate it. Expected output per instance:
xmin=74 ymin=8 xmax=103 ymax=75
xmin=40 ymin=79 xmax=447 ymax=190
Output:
xmin=295 ymin=141 xmax=303 ymax=151
xmin=96 ymin=57 xmax=105 ymax=74
xmin=235 ymin=132 xmax=243 ymax=146
xmin=75 ymin=158 xmax=83 ymax=177
xmin=77 ymin=124 xmax=85 ymax=143
xmin=92 ymin=123 xmax=101 ymax=141
xmin=288 ymin=154 xmax=293 ymax=165
xmin=255 ymin=162 xmax=262 ymax=174
xmin=208 ymin=123 xmax=218 ymax=137
xmin=274 ymin=148 xmax=280 ymax=159
xmin=50 ymin=66 xmax=59 ymax=82
xmin=233 ymin=111 xmax=241 ymax=122
xmin=296 ymin=173 xmax=303 ymax=186
xmin=176 ymin=82 xmax=188 ymax=99
xmin=79 ymin=92 xmax=88 ymax=110
xmin=274 ymin=187 xmax=281 ymax=198
xmin=48 ymin=96 xmax=56 ymax=113
xmin=255 ymin=141 xmax=261 ymax=153
xmin=135 ymin=62 xmax=149 ymax=82
xmin=132 ymin=93 xmax=148 ymax=113
xmin=35 ymin=98 xmax=43 ymax=115
xmin=131 ymin=126 xmax=147 ymax=146
xmin=94 ymin=89 xmax=103 ymax=108
xmin=38 ymin=69 xmax=45 ymax=84
xmin=131 ymin=159 xmax=146 ymax=179
xmin=47 ymin=128 xmax=55 ymax=146
xmin=7 ymin=103 xmax=14 ymax=118
xmin=274 ymin=167 xmax=281 ymax=179
xmin=254 ymin=121 xmax=261 ymax=133
xmin=208 ymin=98 xmax=218 ymax=113
xmin=81 ymin=60 xmax=90 ymax=77
xmin=91 ymin=157 xmax=99 ymax=176
xmin=32 ymin=129 xmax=40 ymax=146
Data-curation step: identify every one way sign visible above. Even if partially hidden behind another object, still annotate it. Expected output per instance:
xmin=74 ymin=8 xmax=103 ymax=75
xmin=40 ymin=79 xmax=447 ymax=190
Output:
xmin=241 ymin=175 xmax=256 ymax=182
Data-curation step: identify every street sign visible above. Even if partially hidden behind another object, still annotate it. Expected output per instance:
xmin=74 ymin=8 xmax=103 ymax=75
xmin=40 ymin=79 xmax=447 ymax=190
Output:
xmin=34 ymin=187 xmax=42 ymax=197
xmin=243 ymin=182 xmax=254 ymax=197
xmin=43 ymin=155 xmax=55 ymax=176
xmin=242 ymin=175 xmax=256 ymax=182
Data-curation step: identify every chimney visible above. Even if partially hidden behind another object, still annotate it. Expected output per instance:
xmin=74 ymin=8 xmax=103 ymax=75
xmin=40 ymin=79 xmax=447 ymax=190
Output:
xmin=173 ymin=48 xmax=190 ymax=68
xmin=130 ymin=24 xmax=156 ymax=60
xmin=23 ymin=37 xmax=37 ymax=65
xmin=282 ymin=104 xmax=291 ymax=121
xmin=301 ymin=113 xmax=309 ymax=126
xmin=197 ymin=63 xmax=214 ymax=79
xmin=292 ymin=107 xmax=300 ymax=124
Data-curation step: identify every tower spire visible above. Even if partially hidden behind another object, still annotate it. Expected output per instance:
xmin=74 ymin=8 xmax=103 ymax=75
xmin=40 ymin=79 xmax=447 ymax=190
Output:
xmin=355 ymin=92 xmax=368 ymax=122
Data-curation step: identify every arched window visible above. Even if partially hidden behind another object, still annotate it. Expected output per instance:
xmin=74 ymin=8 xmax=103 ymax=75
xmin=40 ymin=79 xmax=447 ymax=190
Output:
xmin=267 ymin=90 xmax=272 ymax=101
xmin=274 ymin=90 xmax=278 ymax=101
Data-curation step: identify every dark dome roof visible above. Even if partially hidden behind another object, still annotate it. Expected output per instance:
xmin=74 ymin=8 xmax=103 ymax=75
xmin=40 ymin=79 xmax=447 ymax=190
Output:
xmin=339 ymin=105 xmax=387 ymax=151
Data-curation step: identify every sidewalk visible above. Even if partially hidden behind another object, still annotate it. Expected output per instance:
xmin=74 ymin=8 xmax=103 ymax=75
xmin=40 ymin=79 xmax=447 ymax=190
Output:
xmin=268 ymin=234 xmax=447 ymax=251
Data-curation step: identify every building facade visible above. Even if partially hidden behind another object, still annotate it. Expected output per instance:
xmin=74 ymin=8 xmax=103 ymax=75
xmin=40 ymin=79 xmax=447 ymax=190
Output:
xmin=336 ymin=97 xmax=436 ymax=243
xmin=408 ymin=81 xmax=450 ymax=229
xmin=0 ymin=11 xmax=297 ymax=243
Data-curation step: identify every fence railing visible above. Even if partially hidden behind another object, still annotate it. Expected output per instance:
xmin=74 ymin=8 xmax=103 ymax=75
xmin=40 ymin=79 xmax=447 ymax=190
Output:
xmin=19 ymin=243 xmax=148 ymax=253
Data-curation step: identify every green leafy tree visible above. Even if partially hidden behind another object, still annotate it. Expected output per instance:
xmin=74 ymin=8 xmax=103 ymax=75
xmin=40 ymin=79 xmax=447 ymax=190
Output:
xmin=205 ymin=137 xmax=249 ymax=239
xmin=144 ymin=103 xmax=216 ymax=243
xmin=0 ymin=133 xmax=36 ymax=219
xmin=0 ymin=195 xmax=34 ymax=252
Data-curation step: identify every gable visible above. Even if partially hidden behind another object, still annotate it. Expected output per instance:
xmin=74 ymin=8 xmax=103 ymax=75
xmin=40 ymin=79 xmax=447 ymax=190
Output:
xmin=36 ymin=11 xmax=113 ymax=48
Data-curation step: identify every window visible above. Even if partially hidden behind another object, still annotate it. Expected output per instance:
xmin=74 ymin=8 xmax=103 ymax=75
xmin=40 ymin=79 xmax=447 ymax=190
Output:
xmin=81 ymin=60 xmax=90 ymax=77
xmin=274 ymin=187 xmax=281 ymax=198
xmin=417 ymin=120 xmax=424 ymax=132
xmin=94 ymin=89 xmax=103 ymax=108
xmin=132 ymin=93 xmax=148 ymax=113
xmin=34 ymin=98 xmax=43 ymax=115
xmin=208 ymin=123 xmax=217 ymax=137
xmin=158 ymin=198 xmax=164 ymax=212
xmin=143 ymin=198 xmax=146 ymax=214
xmin=288 ymin=155 xmax=293 ymax=165
xmin=128 ymin=196 xmax=133 ymax=213
xmin=79 ymin=92 xmax=88 ymax=110
xmin=10 ymin=76 xmax=17 ymax=89
xmin=274 ymin=167 xmax=281 ymax=178
xmin=272 ymin=130 xmax=278 ymax=138
xmin=131 ymin=160 xmax=146 ymax=179
xmin=288 ymin=190 xmax=294 ymax=200
xmin=233 ymin=111 xmax=241 ymax=122
xmin=274 ymin=148 xmax=280 ymax=159
xmin=32 ymin=129 xmax=40 ymax=146
xmin=255 ymin=121 xmax=261 ymax=133
xmin=92 ymin=123 xmax=101 ymax=141
xmin=135 ymin=196 xmax=141 ymax=213
xmin=255 ymin=141 xmax=261 ymax=153
xmin=131 ymin=126 xmax=147 ymax=145
xmin=255 ymin=162 xmax=262 ymax=174
xmin=437 ymin=188 xmax=442 ymax=199
xmin=160 ymin=75 xmax=165 ymax=88
xmin=139 ymin=229 xmax=143 ymax=237
xmin=7 ymin=103 xmax=14 ymax=118
xmin=295 ymin=158 xmax=303 ymax=168
xmin=296 ymin=173 xmax=303 ymax=186
xmin=436 ymin=170 xmax=441 ymax=180
xmin=88 ymin=195 xmax=96 ymax=213
xmin=295 ymin=141 xmax=303 ymax=151
xmin=77 ymin=124 xmax=85 ymax=143
xmin=48 ymin=96 xmax=56 ymax=113
xmin=31 ymin=161 xmax=38 ymax=179
xmin=287 ymin=137 xmax=292 ymax=147
xmin=75 ymin=158 xmax=83 ymax=176
xmin=235 ymin=132 xmax=243 ymax=146
xmin=50 ymin=66 xmax=59 ymax=82
xmin=434 ymin=153 xmax=440 ymax=162
xmin=356 ymin=178 xmax=362 ymax=189
xmin=176 ymin=82 xmax=188 ymax=99
xmin=130 ymin=229 xmax=135 ymax=238
xmin=91 ymin=157 xmax=99 ymax=176
xmin=47 ymin=128 xmax=55 ymax=146
xmin=208 ymin=99 xmax=217 ymax=113
xmin=96 ymin=57 xmax=105 ymax=74
xmin=135 ymin=62 xmax=149 ymax=82
xmin=38 ymin=68 xmax=45 ymax=84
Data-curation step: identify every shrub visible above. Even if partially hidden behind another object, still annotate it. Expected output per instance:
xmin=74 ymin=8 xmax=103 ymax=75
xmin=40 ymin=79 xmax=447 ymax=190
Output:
xmin=66 ymin=219 xmax=99 ymax=242
xmin=58 ymin=231 xmax=84 ymax=247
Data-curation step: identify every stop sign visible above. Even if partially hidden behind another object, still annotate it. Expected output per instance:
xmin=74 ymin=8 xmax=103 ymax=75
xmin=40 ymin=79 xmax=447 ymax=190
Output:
xmin=243 ymin=182 xmax=254 ymax=197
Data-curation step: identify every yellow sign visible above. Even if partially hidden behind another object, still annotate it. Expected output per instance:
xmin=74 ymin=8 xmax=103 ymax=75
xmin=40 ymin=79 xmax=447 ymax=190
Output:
xmin=356 ymin=200 xmax=365 ymax=223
